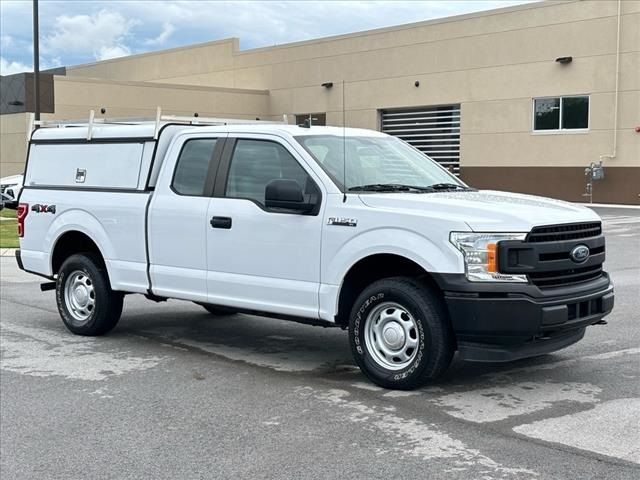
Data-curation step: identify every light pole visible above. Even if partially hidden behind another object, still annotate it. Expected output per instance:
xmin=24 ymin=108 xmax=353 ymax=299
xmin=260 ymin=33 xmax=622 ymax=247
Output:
xmin=33 ymin=0 xmax=40 ymax=121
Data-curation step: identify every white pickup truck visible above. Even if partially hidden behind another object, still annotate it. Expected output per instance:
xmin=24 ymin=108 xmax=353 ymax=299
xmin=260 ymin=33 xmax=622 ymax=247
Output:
xmin=16 ymin=118 xmax=614 ymax=389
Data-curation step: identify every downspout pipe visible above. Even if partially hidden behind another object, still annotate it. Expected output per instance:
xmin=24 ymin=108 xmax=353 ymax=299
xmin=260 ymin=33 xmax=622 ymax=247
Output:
xmin=600 ymin=0 xmax=621 ymax=163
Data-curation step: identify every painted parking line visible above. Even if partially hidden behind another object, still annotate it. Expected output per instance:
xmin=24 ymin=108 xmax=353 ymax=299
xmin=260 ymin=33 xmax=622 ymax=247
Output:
xmin=513 ymin=398 xmax=640 ymax=464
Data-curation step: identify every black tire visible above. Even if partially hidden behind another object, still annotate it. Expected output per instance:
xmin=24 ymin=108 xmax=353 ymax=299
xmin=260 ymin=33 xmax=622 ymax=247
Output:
xmin=56 ymin=253 xmax=123 ymax=336
xmin=197 ymin=303 xmax=238 ymax=316
xmin=348 ymin=277 xmax=454 ymax=390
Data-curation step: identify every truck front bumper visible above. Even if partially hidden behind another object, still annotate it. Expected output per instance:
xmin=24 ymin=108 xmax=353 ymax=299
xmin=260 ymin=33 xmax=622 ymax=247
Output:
xmin=432 ymin=273 xmax=614 ymax=362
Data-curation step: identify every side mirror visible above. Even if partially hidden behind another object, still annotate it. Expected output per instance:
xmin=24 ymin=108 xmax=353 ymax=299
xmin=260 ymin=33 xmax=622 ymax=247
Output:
xmin=265 ymin=179 xmax=315 ymax=213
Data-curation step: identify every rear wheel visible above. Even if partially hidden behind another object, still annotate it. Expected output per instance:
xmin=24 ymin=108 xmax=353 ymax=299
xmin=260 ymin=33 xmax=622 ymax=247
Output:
xmin=197 ymin=303 xmax=238 ymax=316
xmin=56 ymin=253 xmax=123 ymax=336
xmin=348 ymin=277 xmax=454 ymax=390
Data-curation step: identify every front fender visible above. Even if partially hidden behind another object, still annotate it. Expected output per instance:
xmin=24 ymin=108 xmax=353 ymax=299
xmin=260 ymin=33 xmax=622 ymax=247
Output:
xmin=318 ymin=227 xmax=464 ymax=321
xmin=323 ymin=227 xmax=464 ymax=286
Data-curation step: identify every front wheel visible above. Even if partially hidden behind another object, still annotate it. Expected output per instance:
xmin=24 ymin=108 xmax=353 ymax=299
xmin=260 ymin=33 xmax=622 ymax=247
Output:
xmin=56 ymin=253 xmax=123 ymax=336
xmin=348 ymin=277 xmax=454 ymax=390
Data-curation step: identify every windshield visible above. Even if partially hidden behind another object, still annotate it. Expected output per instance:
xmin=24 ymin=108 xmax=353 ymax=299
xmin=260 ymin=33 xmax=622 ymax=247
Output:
xmin=295 ymin=135 xmax=466 ymax=192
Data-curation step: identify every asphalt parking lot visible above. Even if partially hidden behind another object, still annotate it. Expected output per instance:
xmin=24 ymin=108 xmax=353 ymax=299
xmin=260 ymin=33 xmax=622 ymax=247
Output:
xmin=1 ymin=207 xmax=638 ymax=479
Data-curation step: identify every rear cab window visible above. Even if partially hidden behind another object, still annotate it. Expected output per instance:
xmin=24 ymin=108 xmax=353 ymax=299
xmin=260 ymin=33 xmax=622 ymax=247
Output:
xmin=172 ymin=138 xmax=218 ymax=196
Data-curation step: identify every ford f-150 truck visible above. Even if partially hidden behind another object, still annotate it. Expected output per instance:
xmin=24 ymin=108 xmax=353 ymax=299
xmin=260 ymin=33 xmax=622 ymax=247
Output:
xmin=16 ymin=116 xmax=614 ymax=389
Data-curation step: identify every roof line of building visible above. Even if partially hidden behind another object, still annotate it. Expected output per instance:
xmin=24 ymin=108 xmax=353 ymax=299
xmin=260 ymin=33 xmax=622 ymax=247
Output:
xmin=66 ymin=0 xmax=572 ymax=71
xmin=65 ymin=37 xmax=239 ymax=72
xmin=53 ymin=75 xmax=269 ymax=95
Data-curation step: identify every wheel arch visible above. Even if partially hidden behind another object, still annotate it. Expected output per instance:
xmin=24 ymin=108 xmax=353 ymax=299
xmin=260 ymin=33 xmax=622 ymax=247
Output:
xmin=43 ymin=208 xmax=116 ymax=278
xmin=51 ymin=230 xmax=107 ymax=275
xmin=334 ymin=253 xmax=443 ymax=327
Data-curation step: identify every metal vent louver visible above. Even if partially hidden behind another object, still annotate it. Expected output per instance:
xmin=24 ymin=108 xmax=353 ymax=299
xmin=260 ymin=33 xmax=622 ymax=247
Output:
xmin=381 ymin=104 xmax=461 ymax=175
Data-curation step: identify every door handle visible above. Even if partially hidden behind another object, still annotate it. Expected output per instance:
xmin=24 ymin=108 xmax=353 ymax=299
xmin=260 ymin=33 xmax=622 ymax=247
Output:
xmin=210 ymin=216 xmax=232 ymax=229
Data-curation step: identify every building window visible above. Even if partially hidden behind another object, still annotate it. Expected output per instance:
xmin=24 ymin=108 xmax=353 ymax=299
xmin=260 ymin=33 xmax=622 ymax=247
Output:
xmin=533 ymin=96 xmax=589 ymax=131
xmin=295 ymin=113 xmax=326 ymax=127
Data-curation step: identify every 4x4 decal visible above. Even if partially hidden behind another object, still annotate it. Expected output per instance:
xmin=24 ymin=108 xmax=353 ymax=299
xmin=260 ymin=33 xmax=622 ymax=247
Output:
xmin=31 ymin=204 xmax=56 ymax=214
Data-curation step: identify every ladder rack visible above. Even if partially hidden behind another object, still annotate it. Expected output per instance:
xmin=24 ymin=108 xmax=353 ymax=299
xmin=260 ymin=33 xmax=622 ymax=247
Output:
xmin=28 ymin=108 xmax=289 ymax=141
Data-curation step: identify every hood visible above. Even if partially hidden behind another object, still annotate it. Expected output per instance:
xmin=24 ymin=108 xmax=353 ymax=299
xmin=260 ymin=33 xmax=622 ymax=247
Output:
xmin=358 ymin=190 xmax=600 ymax=232
xmin=0 ymin=174 xmax=23 ymax=185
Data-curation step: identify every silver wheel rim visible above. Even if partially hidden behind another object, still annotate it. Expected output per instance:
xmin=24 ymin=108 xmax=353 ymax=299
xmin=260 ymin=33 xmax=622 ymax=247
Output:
xmin=364 ymin=302 xmax=420 ymax=370
xmin=64 ymin=270 xmax=96 ymax=322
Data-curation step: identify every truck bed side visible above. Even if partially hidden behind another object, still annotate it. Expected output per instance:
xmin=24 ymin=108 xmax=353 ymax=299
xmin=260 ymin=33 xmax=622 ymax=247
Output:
xmin=19 ymin=126 xmax=158 ymax=293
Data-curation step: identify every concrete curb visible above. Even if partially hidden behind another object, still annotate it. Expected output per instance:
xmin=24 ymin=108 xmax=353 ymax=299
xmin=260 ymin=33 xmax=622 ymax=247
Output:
xmin=0 ymin=248 xmax=18 ymax=257
xmin=575 ymin=203 xmax=640 ymax=210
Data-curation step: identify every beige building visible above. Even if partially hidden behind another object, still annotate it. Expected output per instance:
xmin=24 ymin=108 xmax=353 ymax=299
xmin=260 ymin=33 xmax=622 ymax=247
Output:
xmin=1 ymin=0 xmax=639 ymax=203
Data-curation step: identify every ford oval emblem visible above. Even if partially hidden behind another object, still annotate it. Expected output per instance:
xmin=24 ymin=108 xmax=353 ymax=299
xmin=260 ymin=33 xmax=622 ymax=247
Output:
xmin=570 ymin=244 xmax=590 ymax=263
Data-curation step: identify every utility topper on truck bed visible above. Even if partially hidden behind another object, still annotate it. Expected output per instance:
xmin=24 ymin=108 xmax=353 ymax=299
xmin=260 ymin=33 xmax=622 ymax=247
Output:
xmin=17 ymin=114 xmax=614 ymax=389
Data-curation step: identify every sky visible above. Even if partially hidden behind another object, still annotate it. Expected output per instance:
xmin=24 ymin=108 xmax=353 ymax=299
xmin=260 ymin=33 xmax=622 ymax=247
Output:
xmin=1 ymin=0 xmax=533 ymax=75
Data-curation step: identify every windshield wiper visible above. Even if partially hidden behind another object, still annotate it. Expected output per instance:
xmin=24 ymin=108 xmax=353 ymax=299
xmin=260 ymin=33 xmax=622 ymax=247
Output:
xmin=348 ymin=183 xmax=432 ymax=193
xmin=426 ymin=183 xmax=473 ymax=191
xmin=348 ymin=183 xmax=474 ymax=193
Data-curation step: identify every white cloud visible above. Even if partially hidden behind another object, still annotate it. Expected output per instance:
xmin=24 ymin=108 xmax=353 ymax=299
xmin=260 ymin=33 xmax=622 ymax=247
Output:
xmin=1 ymin=0 xmax=535 ymax=68
xmin=1 ymin=34 xmax=14 ymax=49
xmin=0 ymin=56 xmax=31 ymax=75
xmin=145 ymin=22 xmax=175 ymax=46
xmin=97 ymin=45 xmax=131 ymax=61
xmin=42 ymin=9 xmax=138 ymax=61
xmin=121 ymin=0 xmax=534 ymax=51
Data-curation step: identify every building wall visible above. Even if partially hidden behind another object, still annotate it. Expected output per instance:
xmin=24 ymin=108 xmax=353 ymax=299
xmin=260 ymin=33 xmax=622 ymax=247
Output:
xmin=50 ymin=76 xmax=270 ymax=120
xmin=0 ymin=77 xmax=269 ymax=179
xmin=0 ymin=113 xmax=30 ymax=177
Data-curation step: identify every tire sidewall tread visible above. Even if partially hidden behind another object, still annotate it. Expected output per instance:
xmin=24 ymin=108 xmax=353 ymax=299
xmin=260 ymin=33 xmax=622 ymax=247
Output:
xmin=349 ymin=276 xmax=453 ymax=390
xmin=56 ymin=253 xmax=123 ymax=336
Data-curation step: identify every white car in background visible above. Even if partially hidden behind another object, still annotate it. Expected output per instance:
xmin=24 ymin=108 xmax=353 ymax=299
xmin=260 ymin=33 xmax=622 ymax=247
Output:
xmin=0 ymin=174 xmax=24 ymax=208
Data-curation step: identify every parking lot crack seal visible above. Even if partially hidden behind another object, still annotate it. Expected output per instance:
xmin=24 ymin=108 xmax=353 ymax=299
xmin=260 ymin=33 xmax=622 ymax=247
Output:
xmin=296 ymin=387 xmax=538 ymax=478
xmin=1 ymin=322 xmax=165 ymax=381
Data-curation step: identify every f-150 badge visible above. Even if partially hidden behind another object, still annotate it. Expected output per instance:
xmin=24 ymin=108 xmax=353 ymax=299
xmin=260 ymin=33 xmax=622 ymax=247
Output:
xmin=328 ymin=217 xmax=357 ymax=227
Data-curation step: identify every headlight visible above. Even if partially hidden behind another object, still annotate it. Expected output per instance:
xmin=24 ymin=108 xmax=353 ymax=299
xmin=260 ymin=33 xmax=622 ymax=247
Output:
xmin=450 ymin=232 xmax=528 ymax=282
